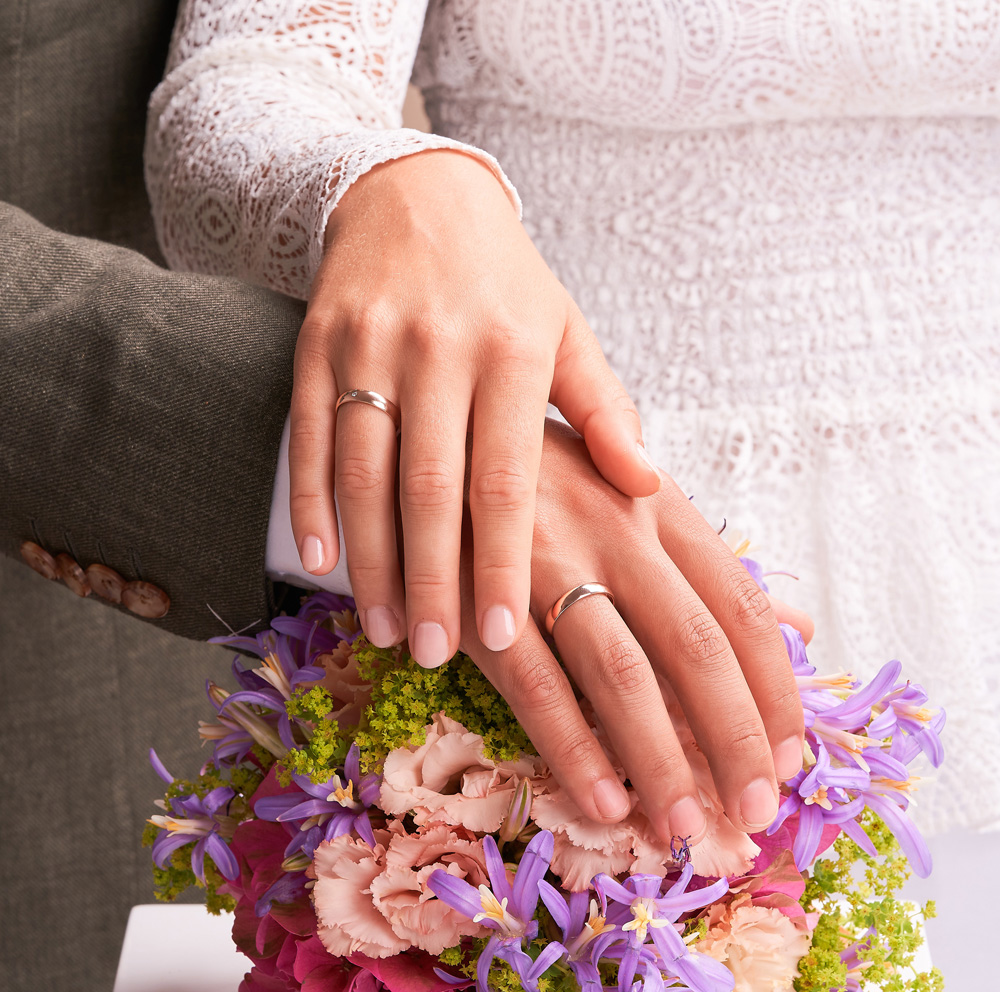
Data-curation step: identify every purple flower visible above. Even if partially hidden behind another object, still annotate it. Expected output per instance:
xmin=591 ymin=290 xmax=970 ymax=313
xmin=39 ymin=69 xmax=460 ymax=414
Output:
xmin=201 ymin=680 xmax=288 ymax=764
xmin=531 ymin=885 xmax=617 ymax=990
xmin=739 ymin=556 xmax=770 ymax=593
xmin=768 ymin=745 xmax=870 ymax=867
xmin=428 ymin=831 xmax=552 ymax=992
xmin=868 ymin=681 xmax=946 ymax=768
xmin=147 ymin=750 xmax=239 ymax=882
xmin=254 ymin=870 xmax=309 ymax=918
xmin=592 ymin=867 xmax=734 ymax=992
xmin=254 ymin=743 xmax=379 ymax=857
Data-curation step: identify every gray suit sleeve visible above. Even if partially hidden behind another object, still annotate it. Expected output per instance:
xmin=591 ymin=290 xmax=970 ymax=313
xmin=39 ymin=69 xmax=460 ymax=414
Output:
xmin=0 ymin=201 xmax=307 ymax=639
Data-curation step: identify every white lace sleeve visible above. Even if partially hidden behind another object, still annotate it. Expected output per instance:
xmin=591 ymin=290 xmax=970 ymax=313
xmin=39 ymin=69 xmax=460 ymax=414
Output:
xmin=145 ymin=0 xmax=520 ymax=300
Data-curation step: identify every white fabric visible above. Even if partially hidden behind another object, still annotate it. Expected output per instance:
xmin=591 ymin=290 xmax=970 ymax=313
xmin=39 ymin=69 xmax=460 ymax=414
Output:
xmin=150 ymin=0 xmax=1000 ymax=837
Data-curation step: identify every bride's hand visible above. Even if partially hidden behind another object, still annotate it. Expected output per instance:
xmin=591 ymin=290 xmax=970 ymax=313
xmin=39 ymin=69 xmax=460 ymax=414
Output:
xmin=457 ymin=420 xmax=806 ymax=842
xmin=289 ymin=149 xmax=659 ymax=666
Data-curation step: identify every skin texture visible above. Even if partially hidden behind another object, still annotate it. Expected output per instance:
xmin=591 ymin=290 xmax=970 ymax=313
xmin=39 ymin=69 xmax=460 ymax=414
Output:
xmin=289 ymin=149 xmax=660 ymax=666
xmin=455 ymin=420 xmax=805 ymax=843
xmin=289 ymin=151 xmax=808 ymax=841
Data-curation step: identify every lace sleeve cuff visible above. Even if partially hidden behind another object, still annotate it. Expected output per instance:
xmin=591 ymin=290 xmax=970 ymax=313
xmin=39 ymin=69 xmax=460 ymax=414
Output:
xmin=146 ymin=48 xmax=521 ymax=301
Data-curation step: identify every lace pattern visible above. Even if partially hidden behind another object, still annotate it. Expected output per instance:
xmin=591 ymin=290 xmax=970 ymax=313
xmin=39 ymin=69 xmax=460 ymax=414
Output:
xmin=147 ymin=0 xmax=1000 ymax=835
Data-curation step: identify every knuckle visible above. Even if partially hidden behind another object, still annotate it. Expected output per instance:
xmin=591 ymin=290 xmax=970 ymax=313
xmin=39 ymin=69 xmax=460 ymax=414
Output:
xmin=485 ymin=326 xmax=547 ymax=368
xmin=404 ymin=569 xmax=454 ymax=598
xmin=470 ymin=462 xmax=533 ymax=512
xmin=289 ymin=491 xmax=325 ymax=515
xmin=337 ymin=455 xmax=388 ymax=500
xmin=677 ymin=610 xmax=732 ymax=668
xmin=349 ymin=302 xmax=395 ymax=342
xmin=765 ymin=682 xmax=806 ymax=731
xmin=640 ymin=751 xmax=687 ymax=790
xmin=724 ymin=718 xmax=771 ymax=760
xmin=402 ymin=459 xmax=462 ymax=510
xmin=409 ymin=315 xmax=458 ymax=358
xmin=595 ymin=635 xmax=654 ymax=696
xmin=506 ymin=653 xmax=564 ymax=704
xmin=727 ymin=571 xmax=778 ymax=637
xmin=546 ymin=726 xmax=604 ymax=771
xmin=289 ymin=421 xmax=327 ymax=455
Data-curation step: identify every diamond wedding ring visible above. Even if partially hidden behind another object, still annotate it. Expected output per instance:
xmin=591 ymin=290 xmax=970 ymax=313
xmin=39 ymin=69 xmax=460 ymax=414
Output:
xmin=335 ymin=389 xmax=401 ymax=432
xmin=545 ymin=582 xmax=615 ymax=635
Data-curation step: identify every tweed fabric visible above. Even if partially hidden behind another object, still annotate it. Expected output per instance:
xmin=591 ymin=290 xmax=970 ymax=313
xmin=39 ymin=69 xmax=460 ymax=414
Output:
xmin=0 ymin=2 xmax=307 ymax=989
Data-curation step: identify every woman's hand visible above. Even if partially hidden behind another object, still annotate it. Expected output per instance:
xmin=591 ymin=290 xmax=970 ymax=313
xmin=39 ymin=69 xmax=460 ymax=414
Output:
xmin=456 ymin=420 xmax=806 ymax=843
xmin=290 ymin=149 xmax=659 ymax=666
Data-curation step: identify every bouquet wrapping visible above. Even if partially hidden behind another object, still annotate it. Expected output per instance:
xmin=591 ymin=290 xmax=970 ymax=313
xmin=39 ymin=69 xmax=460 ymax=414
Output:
xmin=145 ymin=557 xmax=944 ymax=992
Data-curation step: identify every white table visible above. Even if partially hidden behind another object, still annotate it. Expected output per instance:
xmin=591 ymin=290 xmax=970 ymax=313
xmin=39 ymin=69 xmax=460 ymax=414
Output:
xmin=113 ymin=904 xmax=249 ymax=992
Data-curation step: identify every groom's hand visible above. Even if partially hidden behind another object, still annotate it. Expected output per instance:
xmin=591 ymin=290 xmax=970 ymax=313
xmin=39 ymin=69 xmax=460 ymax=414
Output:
xmin=455 ymin=420 xmax=806 ymax=842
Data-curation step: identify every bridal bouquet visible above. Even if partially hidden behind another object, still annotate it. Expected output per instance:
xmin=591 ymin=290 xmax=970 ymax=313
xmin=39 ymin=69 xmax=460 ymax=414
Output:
xmin=144 ymin=558 xmax=945 ymax=992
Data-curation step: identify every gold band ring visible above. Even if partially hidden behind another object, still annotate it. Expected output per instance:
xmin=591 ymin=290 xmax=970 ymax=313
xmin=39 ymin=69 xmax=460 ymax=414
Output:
xmin=545 ymin=582 xmax=615 ymax=635
xmin=336 ymin=389 xmax=401 ymax=432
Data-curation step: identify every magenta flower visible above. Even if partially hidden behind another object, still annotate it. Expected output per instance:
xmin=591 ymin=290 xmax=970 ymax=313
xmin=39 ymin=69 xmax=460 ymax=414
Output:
xmin=253 ymin=743 xmax=379 ymax=857
xmin=428 ymin=831 xmax=552 ymax=992
xmin=592 ymin=867 xmax=734 ymax=992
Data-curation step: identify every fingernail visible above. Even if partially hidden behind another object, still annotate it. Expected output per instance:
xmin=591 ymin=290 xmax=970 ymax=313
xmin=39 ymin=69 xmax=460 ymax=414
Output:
xmin=299 ymin=534 xmax=324 ymax=573
xmin=739 ymin=777 xmax=778 ymax=830
xmin=667 ymin=796 xmax=707 ymax=844
xmin=593 ymin=777 xmax=630 ymax=819
xmin=481 ymin=605 xmax=516 ymax=652
xmin=412 ymin=622 xmax=451 ymax=668
xmin=773 ymin=736 xmax=803 ymax=782
xmin=636 ymin=442 xmax=658 ymax=474
xmin=365 ymin=606 xmax=401 ymax=648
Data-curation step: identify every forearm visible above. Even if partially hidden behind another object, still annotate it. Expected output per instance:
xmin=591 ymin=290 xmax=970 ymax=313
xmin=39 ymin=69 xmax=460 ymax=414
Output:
xmin=0 ymin=202 xmax=305 ymax=639
xmin=146 ymin=0 xmax=518 ymax=300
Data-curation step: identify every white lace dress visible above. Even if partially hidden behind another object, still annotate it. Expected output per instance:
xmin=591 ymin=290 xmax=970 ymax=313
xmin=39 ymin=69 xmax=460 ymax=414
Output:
xmin=146 ymin=0 xmax=1000 ymax=838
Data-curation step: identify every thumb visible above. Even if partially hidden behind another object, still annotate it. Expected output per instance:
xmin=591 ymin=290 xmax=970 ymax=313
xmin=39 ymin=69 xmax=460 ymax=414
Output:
xmin=767 ymin=594 xmax=815 ymax=645
xmin=550 ymin=306 xmax=660 ymax=497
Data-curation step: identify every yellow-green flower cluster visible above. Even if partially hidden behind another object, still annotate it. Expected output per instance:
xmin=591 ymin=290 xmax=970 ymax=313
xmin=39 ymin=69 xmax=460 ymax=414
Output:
xmin=352 ymin=640 xmax=534 ymax=773
xmin=796 ymin=811 xmax=943 ymax=992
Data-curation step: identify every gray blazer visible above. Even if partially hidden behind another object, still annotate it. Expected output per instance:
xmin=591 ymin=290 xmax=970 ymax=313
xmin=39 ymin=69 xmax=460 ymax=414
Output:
xmin=0 ymin=3 xmax=309 ymax=987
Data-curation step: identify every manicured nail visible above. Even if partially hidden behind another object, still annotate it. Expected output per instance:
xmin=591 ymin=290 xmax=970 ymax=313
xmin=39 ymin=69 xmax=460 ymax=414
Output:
xmin=739 ymin=777 xmax=778 ymax=830
xmin=773 ymin=736 xmax=803 ymax=782
xmin=365 ymin=606 xmax=401 ymax=648
xmin=636 ymin=442 xmax=658 ymax=475
xmin=481 ymin=605 xmax=516 ymax=652
xmin=412 ymin=622 xmax=451 ymax=668
xmin=299 ymin=534 xmax=324 ymax=573
xmin=667 ymin=796 xmax=707 ymax=844
xmin=593 ymin=777 xmax=630 ymax=819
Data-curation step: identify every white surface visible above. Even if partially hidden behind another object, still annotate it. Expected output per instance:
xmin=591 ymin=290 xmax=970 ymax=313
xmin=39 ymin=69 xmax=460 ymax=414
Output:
xmin=113 ymin=904 xmax=247 ymax=992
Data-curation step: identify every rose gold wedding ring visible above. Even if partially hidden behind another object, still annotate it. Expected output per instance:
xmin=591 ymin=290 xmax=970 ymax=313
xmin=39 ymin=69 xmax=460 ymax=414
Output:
xmin=335 ymin=389 xmax=401 ymax=432
xmin=545 ymin=582 xmax=615 ymax=635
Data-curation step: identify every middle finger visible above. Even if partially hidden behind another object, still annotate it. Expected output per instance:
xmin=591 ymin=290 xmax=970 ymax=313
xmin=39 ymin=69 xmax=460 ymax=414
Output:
xmin=398 ymin=368 xmax=471 ymax=668
xmin=550 ymin=590 xmax=708 ymax=846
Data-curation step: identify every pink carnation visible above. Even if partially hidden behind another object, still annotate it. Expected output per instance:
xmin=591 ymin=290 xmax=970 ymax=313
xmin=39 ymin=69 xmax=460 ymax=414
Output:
xmin=311 ymin=820 xmax=491 ymax=959
xmin=311 ymin=829 xmax=409 ymax=959
xmin=370 ymin=822 xmax=491 ymax=954
xmin=694 ymin=893 xmax=812 ymax=992
xmin=379 ymin=712 xmax=545 ymax=832
xmin=311 ymin=629 xmax=370 ymax=726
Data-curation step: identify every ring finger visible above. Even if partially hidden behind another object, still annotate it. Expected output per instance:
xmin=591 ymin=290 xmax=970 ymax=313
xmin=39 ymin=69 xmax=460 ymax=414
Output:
xmin=334 ymin=377 xmax=406 ymax=648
